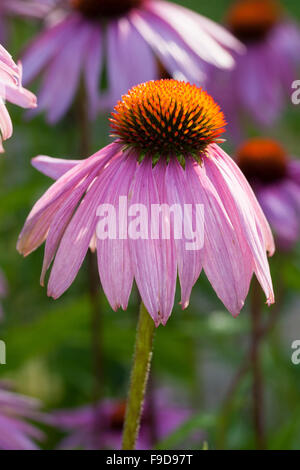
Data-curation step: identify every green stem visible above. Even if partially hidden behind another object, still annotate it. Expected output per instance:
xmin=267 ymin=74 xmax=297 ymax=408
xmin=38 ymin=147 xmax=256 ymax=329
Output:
xmin=122 ymin=302 xmax=156 ymax=450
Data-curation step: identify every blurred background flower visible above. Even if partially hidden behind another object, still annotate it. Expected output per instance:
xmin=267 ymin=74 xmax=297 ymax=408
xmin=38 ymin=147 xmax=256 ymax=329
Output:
xmin=207 ymin=0 xmax=300 ymax=140
xmin=20 ymin=0 xmax=243 ymax=123
xmin=236 ymin=138 xmax=300 ymax=250
xmin=0 ymin=0 xmax=52 ymax=44
xmin=0 ymin=382 xmax=45 ymax=449
xmin=50 ymin=389 xmax=196 ymax=450
xmin=0 ymin=44 xmax=36 ymax=152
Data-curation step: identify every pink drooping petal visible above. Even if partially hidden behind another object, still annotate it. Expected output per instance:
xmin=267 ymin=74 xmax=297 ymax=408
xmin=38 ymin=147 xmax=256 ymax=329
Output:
xmin=96 ymin=151 xmax=136 ymax=311
xmin=47 ymin=174 xmax=106 ymax=299
xmin=209 ymin=145 xmax=274 ymax=306
xmin=0 ymin=44 xmax=19 ymax=72
xmin=17 ymin=143 xmax=120 ymax=256
xmin=46 ymin=147 xmax=124 ymax=298
xmin=186 ymin=158 xmax=250 ymax=317
xmin=22 ymin=15 xmax=80 ymax=84
xmin=204 ymin=157 xmax=254 ymax=300
xmin=4 ymin=81 xmax=37 ymax=109
xmin=128 ymin=157 xmax=177 ymax=326
xmin=288 ymin=160 xmax=300 ymax=185
xmin=0 ymin=387 xmax=44 ymax=450
xmin=146 ymin=0 xmax=237 ymax=69
xmin=256 ymin=183 xmax=299 ymax=248
xmin=283 ymin=179 xmax=300 ymax=213
xmin=183 ymin=6 xmax=244 ymax=53
xmin=40 ymin=169 xmax=99 ymax=285
xmin=152 ymin=160 xmax=177 ymax=323
xmin=0 ymin=98 xmax=13 ymax=140
xmin=211 ymin=144 xmax=275 ymax=256
xmin=36 ymin=20 xmax=91 ymax=123
xmin=0 ymin=54 xmax=36 ymax=112
xmin=0 ymin=60 xmax=37 ymax=110
xmin=84 ymin=24 xmax=103 ymax=119
xmin=0 ymin=415 xmax=39 ymax=450
xmin=105 ymin=16 xmax=157 ymax=108
xmin=131 ymin=10 xmax=205 ymax=83
xmin=166 ymin=158 xmax=203 ymax=309
xmin=271 ymin=22 xmax=300 ymax=68
xmin=0 ymin=45 xmax=36 ymax=151
xmin=237 ymin=45 xmax=282 ymax=126
xmin=3 ymin=0 xmax=53 ymax=18
xmin=32 ymin=155 xmax=80 ymax=180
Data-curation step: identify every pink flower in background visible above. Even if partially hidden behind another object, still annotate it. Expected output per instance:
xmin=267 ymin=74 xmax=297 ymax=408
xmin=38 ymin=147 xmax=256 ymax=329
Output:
xmin=0 ymin=384 xmax=44 ymax=450
xmin=0 ymin=0 xmax=52 ymax=44
xmin=50 ymin=393 xmax=194 ymax=450
xmin=0 ymin=0 xmax=52 ymax=18
xmin=207 ymin=0 xmax=300 ymax=140
xmin=0 ymin=269 xmax=7 ymax=319
xmin=0 ymin=44 xmax=37 ymax=152
xmin=237 ymin=138 xmax=300 ymax=250
xmin=21 ymin=0 xmax=243 ymax=123
xmin=18 ymin=80 xmax=274 ymax=326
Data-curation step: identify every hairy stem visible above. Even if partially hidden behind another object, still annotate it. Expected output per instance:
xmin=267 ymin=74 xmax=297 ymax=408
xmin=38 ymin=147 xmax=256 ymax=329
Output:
xmin=122 ymin=302 xmax=156 ymax=450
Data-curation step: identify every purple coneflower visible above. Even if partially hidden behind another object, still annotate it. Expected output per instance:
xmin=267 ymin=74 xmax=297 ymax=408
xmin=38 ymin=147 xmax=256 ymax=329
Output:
xmin=21 ymin=0 xmax=243 ymax=123
xmin=207 ymin=0 xmax=300 ymax=139
xmin=0 ymin=384 xmax=44 ymax=450
xmin=236 ymin=138 xmax=300 ymax=250
xmin=51 ymin=393 xmax=193 ymax=450
xmin=0 ymin=44 xmax=37 ymax=152
xmin=18 ymin=79 xmax=274 ymax=326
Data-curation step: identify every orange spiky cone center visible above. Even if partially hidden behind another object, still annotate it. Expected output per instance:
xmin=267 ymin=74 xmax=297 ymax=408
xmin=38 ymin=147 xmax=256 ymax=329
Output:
xmin=70 ymin=0 xmax=142 ymax=18
xmin=110 ymin=79 xmax=226 ymax=159
xmin=237 ymin=138 xmax=288 ymax=183
xmin=227 ymin=0 xmax=281 ymax=42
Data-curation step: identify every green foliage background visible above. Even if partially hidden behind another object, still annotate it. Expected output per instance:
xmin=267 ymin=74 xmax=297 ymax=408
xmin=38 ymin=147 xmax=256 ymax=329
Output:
xmin=0 ymin=0 xmax=300 ymax=450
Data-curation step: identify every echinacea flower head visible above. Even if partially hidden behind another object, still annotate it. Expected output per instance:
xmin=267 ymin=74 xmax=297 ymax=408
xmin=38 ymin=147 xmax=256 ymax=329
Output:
xmin=0 ymin=385 xmax=44 ymax=450
xmin=207 ymin=0 xmax=300 ymax=139
xmin=237 ymin=138 xmax=300 ymax=250
xmin=21 ymin=0 xmax=243 ymax=123
xmin=0 ymin=44 xmax=37 ymax=152
xmin=18 ymin=79 xmax=275 ymax=326
xmin=50 ymin=392 xmax=193 ymax=450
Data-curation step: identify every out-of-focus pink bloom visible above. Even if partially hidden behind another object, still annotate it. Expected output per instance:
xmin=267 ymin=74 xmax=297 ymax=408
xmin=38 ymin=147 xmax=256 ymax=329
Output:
xmin=50 ymin=393 xmax=194 ymax=450
xmin=18 ymin=80 xmax=274 ymax=325
xmin=0 ymin=0 xmax=52 ymax=18
xmin=0 ymin=385 xmax=44 ymax=450
xmin=0 ymin=0 xmax=52 ymax=44
xmin=21 ymin=0 xmax=243 ymax=123
xmin=0 ymin=44 xmax=37 ymax=152
xmin=237 ymin=138 xmax=300 ymax=250
xmin=207 ymin=0 xmax=300 ymax=140
xmin=0 ymin=269 xmax=7 ymax=319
